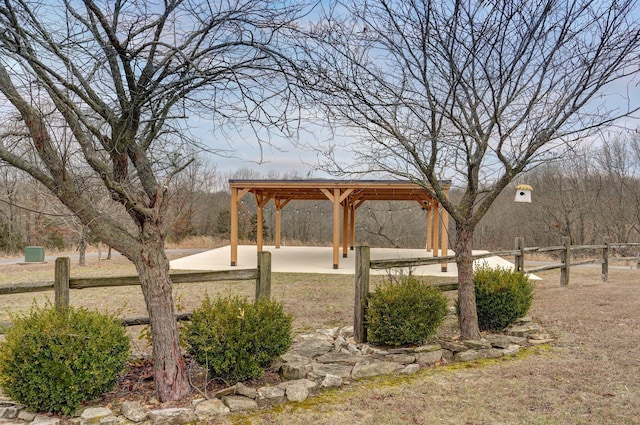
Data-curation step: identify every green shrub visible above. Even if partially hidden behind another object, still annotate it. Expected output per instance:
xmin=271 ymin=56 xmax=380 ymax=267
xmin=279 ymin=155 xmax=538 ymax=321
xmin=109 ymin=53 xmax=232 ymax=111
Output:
xmin=365 ymin=276 xmax=449 ymax=346
xmin=470 ymin=264 xmax=534 ymax=332
xmin=183 ymin=295 xmax=292 ymax=383
xmin=0 ymin=305 xmax=130 ymax=415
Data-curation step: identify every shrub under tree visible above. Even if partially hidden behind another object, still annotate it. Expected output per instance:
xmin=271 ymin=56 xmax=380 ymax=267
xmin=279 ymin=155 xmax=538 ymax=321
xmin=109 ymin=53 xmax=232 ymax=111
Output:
xmin=467 ymin=264 xmax=534 ymax=332
xmin=366 ymin=276 xmax=449 ymax=346
xmin=0 ymin=305 xmax=130 ymax=415
xmin=183 ymin=295 xmax=292 ymax=383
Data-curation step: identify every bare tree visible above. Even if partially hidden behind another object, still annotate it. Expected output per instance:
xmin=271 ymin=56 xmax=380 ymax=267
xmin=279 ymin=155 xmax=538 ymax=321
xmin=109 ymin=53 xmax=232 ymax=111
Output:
xmin=594 ymin=133 xmax=640 ymax=242
xmin=302 ymin=0 xmax=640 ymax=339
xmin=0 ymin=0 xmax=302 ymax=400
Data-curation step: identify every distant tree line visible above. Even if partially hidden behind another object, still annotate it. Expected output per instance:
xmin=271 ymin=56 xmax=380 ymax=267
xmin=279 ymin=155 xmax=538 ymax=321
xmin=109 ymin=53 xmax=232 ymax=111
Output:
xmin=1 ymin=134 xmax=639 ymax=256
xmin=475 ymin=133 xmax=640 ymax=250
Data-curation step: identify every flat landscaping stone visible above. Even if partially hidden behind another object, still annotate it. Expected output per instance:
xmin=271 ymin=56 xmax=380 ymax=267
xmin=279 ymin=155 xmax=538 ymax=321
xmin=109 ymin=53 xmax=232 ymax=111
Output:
xmin=194 ymin=398 xmax=230 ymax=418
xmin=280 ymin=361 xmax=314 ymax=380
xmin=0 ymin=406 xmax=19 ymax=419
xmin=351 ymin=361 xmax=404 ymax=379
xmin=414 ymin=350 xmax=443 ymax=365
xmin=463 ymin=339 xmax=492 ymax=350
xmin=256 ymin=386 xmax=286 ymax=407
xmin=529 ymin=338 xmax=554 ymax=345
xmin=454 ymin=349 xmax=483 ymax=362
xmin=80 ymin=407 xmax=115 ymax=425
xmin=279 ymin=378 xmax=318 ymax=402
xmin=236 ymin=382 xmax=258 ymax=399
xmin=309 ymin=362 xmax=353 ymax=379
xmin=213 ymin=385 xmax=237 ymax=399
xmin=222 ymin=396 xmax=258 ymax=412
xmin=382 ymin=353 xmax=416 ymax=364
xmin=315 ymin=352 xmax=363 ymax=365
xmin=414 ymin=344 xmax=442 ymax=353
xmin=481 ymin=348 xmax=507 ymax=359
xmin=320 ymin=374 xmax=343 ymax=388
xmin=509 ymin=323 xmax=541 ymax=337
xmin=439 ymin=341 xmax=467 ymax=352
xmin=278 ymin=379 xmax=317 ymax=391
xmin=17 ymin=410 xmax=37 ymax=422
xmin=280 ymin=380 xmax=317 ymax=403
xmin=485 ymin=335 xmax=515 ymax=349
xmin=400 ymin=364 xmax=421 ymax=375
xmin=148 ymin=408 xmax=197 ymax=425
xmin=501 ymin=344 xmax=521 ymax=356
xmin=289 ymin=335 xmax=334 ymax=358
xmin=31 ymin=415 xmax=61 ymax=425
xmin=120 ymin=401 xmax=149 ymax=423
xmin=280 ymin=353 xmax=312 ymax=363
xmin=316 ymin=328 xmax=340 ymax=338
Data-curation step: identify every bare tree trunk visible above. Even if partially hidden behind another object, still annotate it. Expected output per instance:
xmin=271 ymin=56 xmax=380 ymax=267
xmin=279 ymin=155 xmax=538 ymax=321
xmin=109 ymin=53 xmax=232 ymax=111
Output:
xmin=134 ymin=223 xmax=190 ymax=401
xmin=107 ymin=246 xmax=112 ymax=260
xmin=78 ymin=227 xmax=87 ymax=267
xmin=454 ymin=223 xmax=480 ymax=340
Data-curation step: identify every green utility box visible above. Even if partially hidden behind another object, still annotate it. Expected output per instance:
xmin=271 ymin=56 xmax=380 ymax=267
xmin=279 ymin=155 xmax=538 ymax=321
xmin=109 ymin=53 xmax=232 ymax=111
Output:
xmin=24 ymin=246 xmax=45 ymax=263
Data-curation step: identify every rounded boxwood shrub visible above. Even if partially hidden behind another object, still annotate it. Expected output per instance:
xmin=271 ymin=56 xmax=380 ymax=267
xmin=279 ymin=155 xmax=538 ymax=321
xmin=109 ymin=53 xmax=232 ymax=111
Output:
xmin=365 ymin=276 xmax=449 ymax=346
xmin=470 ymin=264 xmax=534 ymax=332
xmin=183 ymin=295 xmax=292 ymax=383
xmin=0 ymin=305 xmax=130 ymax=415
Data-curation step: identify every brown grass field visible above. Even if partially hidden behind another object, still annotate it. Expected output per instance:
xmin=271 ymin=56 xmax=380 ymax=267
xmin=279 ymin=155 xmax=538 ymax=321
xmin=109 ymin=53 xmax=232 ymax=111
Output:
xmin=0 ymin=253 xmax=639 ymax=424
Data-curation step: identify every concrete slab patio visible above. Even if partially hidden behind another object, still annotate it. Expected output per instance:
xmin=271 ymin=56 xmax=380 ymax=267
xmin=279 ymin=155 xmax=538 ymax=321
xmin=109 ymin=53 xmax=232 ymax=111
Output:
xmin=170 ymin=245 xmax=541 ymax=279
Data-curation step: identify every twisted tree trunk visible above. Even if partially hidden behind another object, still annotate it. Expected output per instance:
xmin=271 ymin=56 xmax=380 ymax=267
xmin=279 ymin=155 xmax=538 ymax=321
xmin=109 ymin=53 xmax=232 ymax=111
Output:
xmin=454 ymin=222 xmax=480 ymax=340
xmin=132 ymin=223 xmax=190 ymax=401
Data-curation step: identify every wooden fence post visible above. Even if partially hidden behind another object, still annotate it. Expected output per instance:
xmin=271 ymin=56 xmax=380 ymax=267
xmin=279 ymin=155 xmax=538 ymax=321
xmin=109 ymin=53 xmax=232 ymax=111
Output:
xmin=354 ymin=246 xmax=370 ymax=344
xmin=560 ymin=237 xmax=571 ymax=287
xmin=256 ymin=251 xmax=271 ymax=301
xmin=601 ymin=237 xmax=609 ymax=282
xmin=54 ymin=257 xmax=70 ymax=310
xmin=514 ymin=237 xmax=525 ymax=272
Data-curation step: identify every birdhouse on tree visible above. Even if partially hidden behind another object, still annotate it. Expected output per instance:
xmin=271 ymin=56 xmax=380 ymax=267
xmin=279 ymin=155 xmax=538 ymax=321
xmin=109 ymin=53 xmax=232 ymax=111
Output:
xmin=514 ymin=184 xmax=533 ymax=203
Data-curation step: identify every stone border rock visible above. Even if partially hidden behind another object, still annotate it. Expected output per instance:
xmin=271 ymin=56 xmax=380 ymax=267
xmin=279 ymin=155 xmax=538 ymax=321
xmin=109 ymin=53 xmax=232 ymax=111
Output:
xmin=0 ymin=317 xmax=551 ymax=425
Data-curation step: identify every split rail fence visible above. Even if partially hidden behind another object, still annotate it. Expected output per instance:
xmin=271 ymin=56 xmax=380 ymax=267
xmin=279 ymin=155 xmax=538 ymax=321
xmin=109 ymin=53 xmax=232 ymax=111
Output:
xmin=0 ymin=251 xmax=272 ymax=334
xmin=354 ymin=237 xmax=640 ymax=342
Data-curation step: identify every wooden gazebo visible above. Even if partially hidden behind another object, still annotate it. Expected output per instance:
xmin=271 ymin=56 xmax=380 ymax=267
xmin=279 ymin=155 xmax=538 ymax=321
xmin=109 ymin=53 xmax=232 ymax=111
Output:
xmin=229 ymin=179 xmax=451 ymax=270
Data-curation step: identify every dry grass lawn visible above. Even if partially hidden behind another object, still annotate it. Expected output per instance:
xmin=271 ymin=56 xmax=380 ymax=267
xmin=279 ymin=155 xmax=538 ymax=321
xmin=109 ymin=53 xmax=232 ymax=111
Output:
xmin=0 ymin=254 xmax=639 ymax=424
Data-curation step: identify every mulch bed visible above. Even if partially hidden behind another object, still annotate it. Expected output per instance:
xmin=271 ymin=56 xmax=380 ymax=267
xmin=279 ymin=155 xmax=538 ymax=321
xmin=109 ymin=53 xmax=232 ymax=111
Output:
xmin=91 ymin=356 xmax=283 ymax=410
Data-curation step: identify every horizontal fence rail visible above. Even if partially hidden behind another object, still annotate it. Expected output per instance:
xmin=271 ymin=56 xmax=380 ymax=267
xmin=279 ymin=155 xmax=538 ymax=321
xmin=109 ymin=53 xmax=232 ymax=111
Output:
xmin=0 ymin=251 xmax=272 ymax=334
xmin=368 ymin=243 xmax=640 ymax=272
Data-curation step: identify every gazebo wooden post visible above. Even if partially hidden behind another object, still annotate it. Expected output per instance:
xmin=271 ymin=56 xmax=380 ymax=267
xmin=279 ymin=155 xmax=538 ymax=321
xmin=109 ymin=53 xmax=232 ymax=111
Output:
xmin=350 ymin=202 xmax=359 ymax=250
xmin=256 ymin=195 xmax=264 ymax=252
xmin=254 ymin=192 xmax=274 ymax=253
xmin=230 ymin=188 xmax=239 ymax=266
xmin=342 ymin=201 xmax=349 ymax=258
xmin=273 ymin=198 xmax=291 ymax=249
xmin=425 ymin=203 xmax=432 ymax=251
xmin=230 ymin=187 xmax=250 ymax=266
xmin=332 ymin=188 xmax=340 ymax=269
xmin=432 ymin=201 xmax=440 ymax=257
xmin=274 ymin=199 xmax=282 ymax=248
